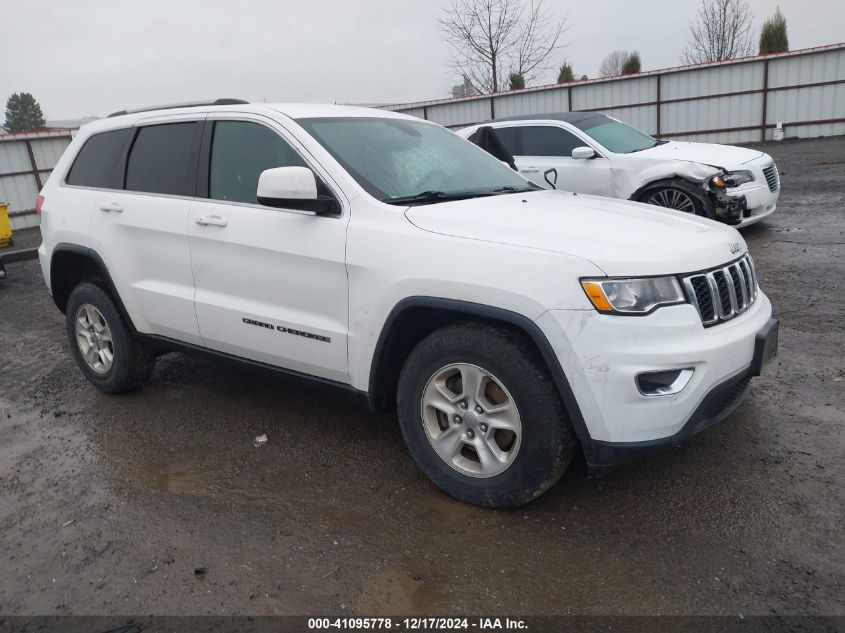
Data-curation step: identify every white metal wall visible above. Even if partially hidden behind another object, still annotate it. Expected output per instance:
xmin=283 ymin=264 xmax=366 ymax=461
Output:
xmin=0 ymin=131 xmax=73 ymax=230
xmin=388 ymin=44 xmax=845 ymax=143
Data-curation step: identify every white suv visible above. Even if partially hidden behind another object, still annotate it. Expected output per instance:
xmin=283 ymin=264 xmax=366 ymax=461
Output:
xmin=37 ymin=100 xmax=779 ymax=508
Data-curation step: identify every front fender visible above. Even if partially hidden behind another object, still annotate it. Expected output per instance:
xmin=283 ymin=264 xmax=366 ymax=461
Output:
xmin=615 ymin=160 xmax=721 ymax=200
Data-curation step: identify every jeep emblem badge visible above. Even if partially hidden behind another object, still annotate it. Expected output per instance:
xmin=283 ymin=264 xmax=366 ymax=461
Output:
xmin=729 ymin=241 xmax=742 ymax=254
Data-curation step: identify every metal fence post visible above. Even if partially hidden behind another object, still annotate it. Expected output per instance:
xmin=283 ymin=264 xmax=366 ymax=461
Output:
xmin=656 ymin=74 xmax=662 ymax=137
xmin=761 ymin=59 xmax=770 ymax=143
xmin=24 ymin=139 xmax=43 ymax=190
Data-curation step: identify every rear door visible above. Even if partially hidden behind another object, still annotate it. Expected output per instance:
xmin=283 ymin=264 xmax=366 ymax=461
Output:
xmin=514 ymin=124 xmax=612 ymax=195
xmin=86 ymin=117 xmax=203 ymax=344
xmin=188 ymin=115 xmax=350 ymax=383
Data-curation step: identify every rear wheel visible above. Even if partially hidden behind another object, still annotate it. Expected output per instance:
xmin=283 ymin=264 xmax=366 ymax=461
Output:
xmin=638 ymin=180 xmax=714 ymax=219
xmin=397 ymin=321 xmax=577 ymax=508
xmin=66 ymin=283 xmax=155 ymax=393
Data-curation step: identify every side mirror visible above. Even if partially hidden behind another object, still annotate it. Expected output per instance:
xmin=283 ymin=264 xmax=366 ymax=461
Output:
xmin=543 ymin=168 xmax=558 ymax=189
xmin=571 ymin=146 xmax=596 ymax=160
xmin=257 ymin=166 xmax=339 ymax=215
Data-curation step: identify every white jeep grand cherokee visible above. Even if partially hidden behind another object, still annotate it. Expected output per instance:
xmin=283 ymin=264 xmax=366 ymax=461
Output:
xmin=37 ymin=100 xmax=779 ymax=508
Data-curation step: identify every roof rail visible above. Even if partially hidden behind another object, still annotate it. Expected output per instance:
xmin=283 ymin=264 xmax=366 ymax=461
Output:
xmin=107 ymin=98 xmax=249 ymax=118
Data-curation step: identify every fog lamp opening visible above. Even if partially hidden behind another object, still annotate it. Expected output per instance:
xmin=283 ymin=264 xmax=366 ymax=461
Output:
xmin=636 ymin=368 xmax=695 ymax=396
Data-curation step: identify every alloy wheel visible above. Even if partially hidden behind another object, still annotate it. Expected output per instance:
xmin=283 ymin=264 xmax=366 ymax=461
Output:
xmin=420 ymin=363 xmax=522 ymax=478
xmin=647 ymin=188 xmax=697 ymax=213
xmin=75 ymin=304 xmax=114 ymax=374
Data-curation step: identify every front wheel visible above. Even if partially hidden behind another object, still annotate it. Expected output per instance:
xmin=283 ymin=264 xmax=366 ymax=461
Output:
xmin=397 ymin=322 xmax=577 ymax=508
xmin=638 ymin=180 xmax=714 ymax=219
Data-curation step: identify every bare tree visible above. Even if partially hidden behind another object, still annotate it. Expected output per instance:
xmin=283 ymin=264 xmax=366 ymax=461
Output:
xmin=511 ymin=0 xmax=566 ymax=84
xmin=599 ymin=50 xmax=631 ymax=77
xmin=682 ymin=0 xmax=754 ymax=64
xmin=439 ymin=0 xmax=566 ymax=94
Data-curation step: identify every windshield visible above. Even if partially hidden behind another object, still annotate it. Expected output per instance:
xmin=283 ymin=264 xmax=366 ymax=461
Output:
xmin=572 ymin=114 xmax=660 ymax=153
xmin=296 ymin=116 xmax=536 ymax=204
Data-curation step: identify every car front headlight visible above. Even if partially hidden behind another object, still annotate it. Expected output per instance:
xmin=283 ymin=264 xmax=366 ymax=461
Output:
xmin=712 ymin=170 xmax=755 ymax=188
xmin=580 ymin=276 xmax=686 ymax=315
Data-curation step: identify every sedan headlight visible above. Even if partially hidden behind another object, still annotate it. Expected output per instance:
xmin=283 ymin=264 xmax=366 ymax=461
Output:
xmin=580 ymin=277 xmax=686 ymax=315
xmin=712 ymin=170 xmax=755 ymax=188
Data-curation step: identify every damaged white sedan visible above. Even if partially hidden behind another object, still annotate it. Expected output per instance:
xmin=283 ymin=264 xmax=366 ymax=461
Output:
xmin=458 ymin=113 xmax=779 ymax=228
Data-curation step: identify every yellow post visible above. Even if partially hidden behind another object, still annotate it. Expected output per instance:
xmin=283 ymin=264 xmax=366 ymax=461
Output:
xmin=0 ymin=203 xmax=12 ymax=248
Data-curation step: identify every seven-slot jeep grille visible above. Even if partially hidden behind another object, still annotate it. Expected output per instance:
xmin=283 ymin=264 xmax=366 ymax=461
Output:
xmin=682 ymin=254 xmax=758 ymax=326
xmin=762 ymin=162 xmax=780 ymax=192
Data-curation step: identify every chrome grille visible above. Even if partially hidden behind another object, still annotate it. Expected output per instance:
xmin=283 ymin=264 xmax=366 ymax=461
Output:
xmin=682 ymin=254 xmax=758 ymax=326
xmin=762 ymin=162 xmax=779 ymax=192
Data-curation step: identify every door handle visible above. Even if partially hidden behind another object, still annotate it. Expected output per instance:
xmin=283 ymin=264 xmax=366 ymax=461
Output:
xmin=521 ymin=166 xmax=540 ymax=172
xmin=195 ymin=215 xmax=228 ymax=227
xmin=99 ymin=202 xmax=123 ymax=213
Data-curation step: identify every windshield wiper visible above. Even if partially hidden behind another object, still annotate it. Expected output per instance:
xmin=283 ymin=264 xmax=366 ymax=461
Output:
xmin=384 ymin=190 xmax=495 ymax=206
xmin=488 ymin=185 xmax=539 ymax=194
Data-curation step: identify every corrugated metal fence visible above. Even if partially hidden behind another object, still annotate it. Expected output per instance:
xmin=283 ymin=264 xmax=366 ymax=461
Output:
xmin=387 ymin=43 xmax=845 ymax=143
xmin=0 ymin=129 xmax=73 ymax=230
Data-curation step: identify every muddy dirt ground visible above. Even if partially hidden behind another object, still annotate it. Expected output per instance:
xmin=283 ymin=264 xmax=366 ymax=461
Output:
xmin=0 ymin=137 xmax=842 ymax=617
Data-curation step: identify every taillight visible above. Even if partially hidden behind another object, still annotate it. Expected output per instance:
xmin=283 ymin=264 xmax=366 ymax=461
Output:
xmin=35 ymin=194 xmax=44 ymax=217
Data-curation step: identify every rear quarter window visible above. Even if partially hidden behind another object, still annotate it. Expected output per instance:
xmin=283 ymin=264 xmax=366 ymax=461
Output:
xmin=65 ymin=128 xmax=133 ymax=189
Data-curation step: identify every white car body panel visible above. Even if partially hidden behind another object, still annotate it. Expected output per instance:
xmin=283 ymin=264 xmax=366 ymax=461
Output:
xmin=457 ymin=118 xmax=780 ymax=228
xmin=37 ymin=102 xmax=775 ymax=456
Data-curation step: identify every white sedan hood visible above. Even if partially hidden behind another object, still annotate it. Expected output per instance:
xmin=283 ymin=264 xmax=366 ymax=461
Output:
xmin=638 ymin=141 xmax=764 ymax=168
xmin=405 ymin=190 xmax=746 ymax=277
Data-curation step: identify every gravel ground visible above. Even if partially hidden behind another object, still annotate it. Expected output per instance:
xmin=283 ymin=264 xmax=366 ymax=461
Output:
xmin=0 ymin=226 xmax=41 ymax=252
xmin=0 ymin=136 xmax=842 ymax=618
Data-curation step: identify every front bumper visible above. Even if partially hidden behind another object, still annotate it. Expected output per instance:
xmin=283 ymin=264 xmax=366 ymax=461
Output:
xmin=535 ymin=291 xmax=773 ymax=467
xmin=725 ymin=184 xmax=778 ymax=228
xmin=721 ymin=156 xmax=780 ymax=228
xmin=587 ymin=365 xmax=754 ymax=472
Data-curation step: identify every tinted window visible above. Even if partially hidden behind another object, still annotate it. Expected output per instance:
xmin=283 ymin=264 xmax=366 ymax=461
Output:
xmin=65 ymin=129 xmax=132 ymax=189
xmin=209 ymin=121 xmax=306 ymax=204
xmin=469 ymin=126 xmax=518 ymax=155
xmin=521 ymin=126 xmax=583 ymax=157
xmin=125 ymin=122 xmax=199 ymax=195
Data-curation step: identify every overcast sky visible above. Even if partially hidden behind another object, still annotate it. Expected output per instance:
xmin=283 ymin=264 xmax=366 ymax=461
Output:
xmin=1 ymin=0 xmax=842 ymax=120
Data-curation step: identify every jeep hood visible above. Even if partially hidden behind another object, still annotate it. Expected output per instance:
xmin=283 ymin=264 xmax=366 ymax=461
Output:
xmin=405 ymin=190 xmax=746 ymax=277
xmin=638 ymin=141 xmax=764 ymax=168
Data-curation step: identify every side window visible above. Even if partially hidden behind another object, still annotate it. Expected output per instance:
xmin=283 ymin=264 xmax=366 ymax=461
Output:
xmin=521 ymin=126 xmax=584 ymax=157
xmin=125 ymin=122 xmax=200 ymax=196
xmin=490 ymin=127 xmax=518 ymax=155
xmin=209 ymin=121 xmax=307 ymax=204
xmin=65 ymin=128 xmax=133 ymax=189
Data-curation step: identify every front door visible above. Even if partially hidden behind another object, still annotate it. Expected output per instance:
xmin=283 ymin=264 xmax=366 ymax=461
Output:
xmin=188 ymin=117 xmax=350 ymax=383
xmin=514 ymin=124 xmax=612 ymax=196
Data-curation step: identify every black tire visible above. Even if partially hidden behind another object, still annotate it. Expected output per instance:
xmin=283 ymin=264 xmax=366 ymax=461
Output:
xmin=65 ymin=282 xmax=155 ymax=393
xmin=638 ymin=179 xmax=715 ymax=219
xmin=396 ymin=321 xmax=577 ymax=509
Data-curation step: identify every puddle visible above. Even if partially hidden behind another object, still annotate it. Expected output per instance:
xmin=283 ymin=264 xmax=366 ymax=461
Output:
xmin=356 ymin=565 xmax=448 ymax=614
xmin=143 ymin=465 xmax=209 ymax=495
